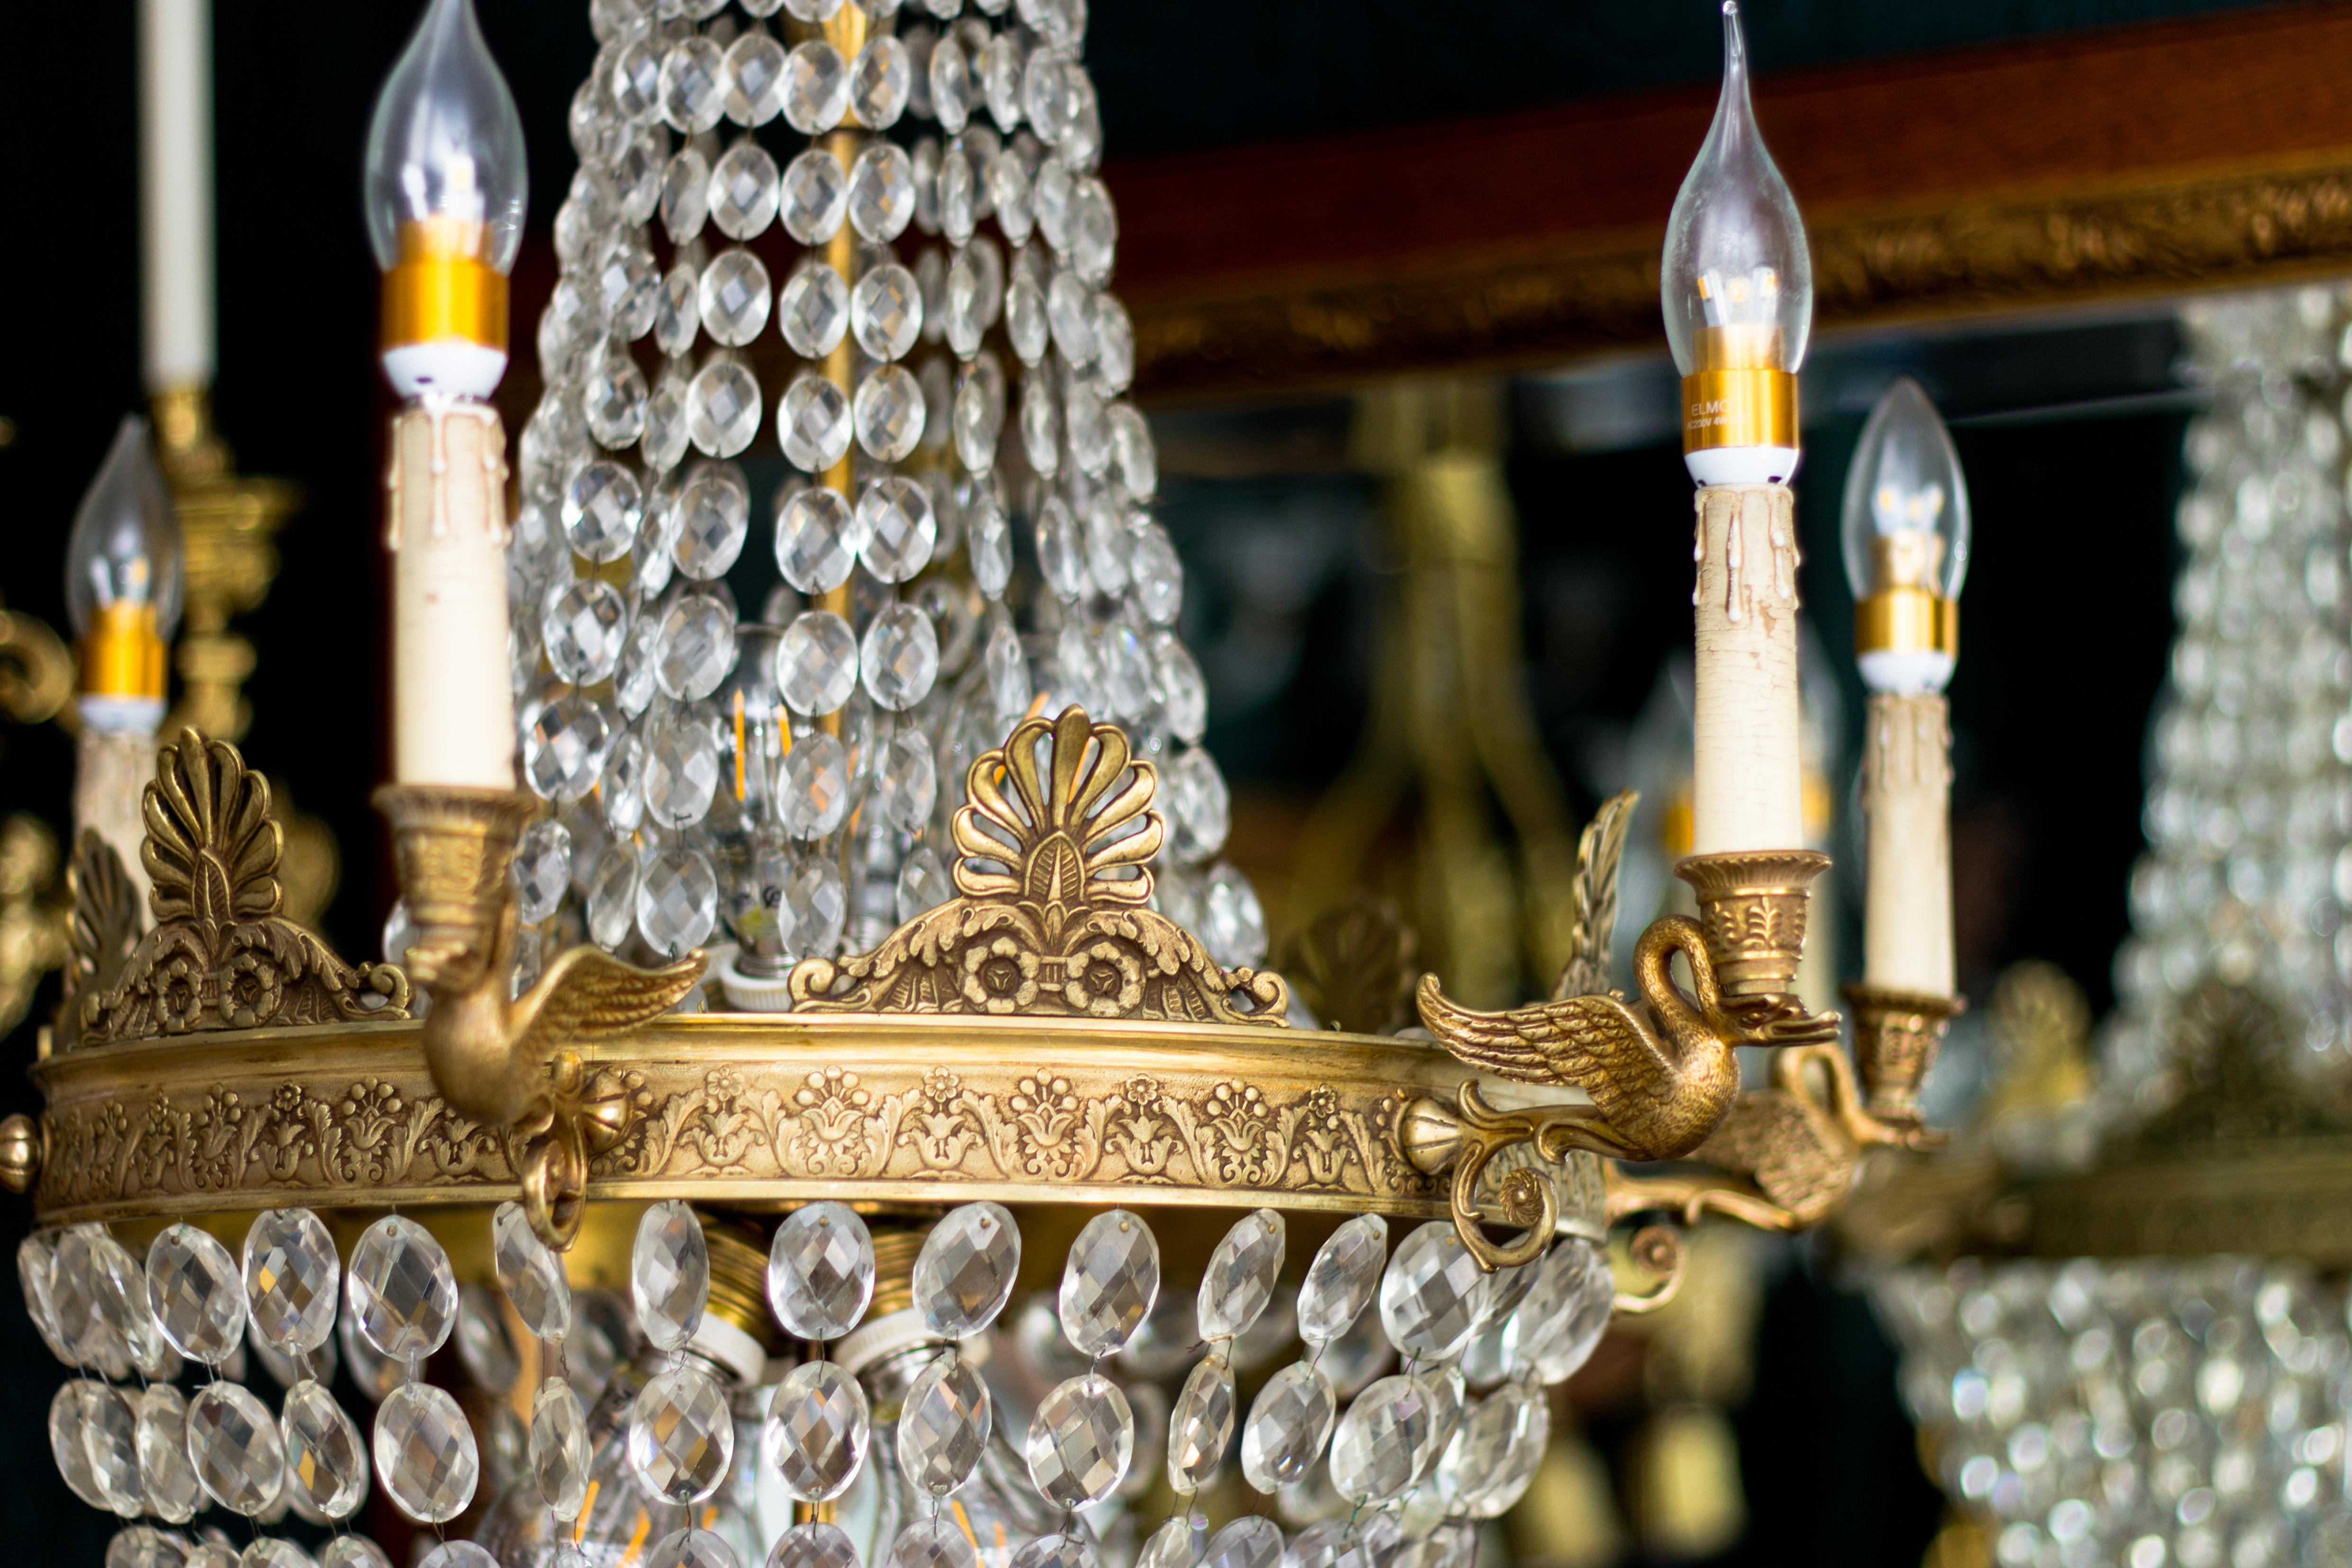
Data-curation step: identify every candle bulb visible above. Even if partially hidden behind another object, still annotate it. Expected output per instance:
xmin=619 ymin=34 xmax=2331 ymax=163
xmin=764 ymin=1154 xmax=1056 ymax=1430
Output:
xmin=367 ymin=0 xmax=526 ymax=789
xmin=66 ymin=417 xmax=184 ymax=900
xmin=1666 ymin=0 xmax=1813 ymax=856
xmin=1845 ymin=377 xmax=1969 ymax=998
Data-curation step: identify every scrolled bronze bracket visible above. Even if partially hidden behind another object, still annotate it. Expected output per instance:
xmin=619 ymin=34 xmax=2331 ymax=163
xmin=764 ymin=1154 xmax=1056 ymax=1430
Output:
xmin=377 ymin=783 xmax=706 ymax=1250
xmin=1399 ymin=1084 xmax=1593 ymax=1271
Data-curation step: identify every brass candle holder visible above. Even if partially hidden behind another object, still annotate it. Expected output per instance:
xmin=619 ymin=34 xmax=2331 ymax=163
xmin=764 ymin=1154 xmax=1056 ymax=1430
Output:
xmin=375 ymin=782 xmax=706 ymax=1247
xmin=1843 ymin=982 xmax=1965 ymax=1130
xmin=1674 ymin=848 xmax=1836 ymax=1041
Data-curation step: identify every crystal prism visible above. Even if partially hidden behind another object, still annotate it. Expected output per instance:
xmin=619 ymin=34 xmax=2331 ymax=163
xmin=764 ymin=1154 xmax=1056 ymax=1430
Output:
xmin=543 ymin=578 xmax=629 ymax=685
xmin=282 ymin=1377 xmax=368 ymax=1521
xmin=725 ymin=30 xmax=786 ymax=125
xmin=699 ymin=246 xmax=773 ymax=344
xmin=1509 ymin=1236 xmax=1616 ymax=1385
xmin=662 ymin=149 xmax=712 ymax=245
xmin=1298 ymin=1213 xmax=1386 ymax=1346
xmin=776 ymin=484 xmax=862 ymax=594
xmin=888 ymin=1520 xmax=979 ymax=1568
xmin=687 ymin=357 xmax=762 ymax=458
xmin=896 ymin=1348 xmax=991 ymax=1496
xmin=878 ymin=728 xmax=938 ymax=832
xmin=661 ymin=36 xmax=727 ymax=133
xmin=846 ymin=142 xmax=915 ymax=242
xmin=1202 ymin=1517 xmax=1281 ymax=1568
xmin=781 ymin=148 xmax=849 ymax=244
xmin=913 ymin=1201 xmax=1021 ymax=1338
xmin=861 ymin=603 xmax=940 ymax=711
xmin=514 ymin=820 xmax=575 ymax=926
xmin=656 ymin=591 xmax=738 ymax=702
xmin=858 ymin=476 xmax=937 ymax=584
xmin=849 ymin=36 xmax=909 ymax=127
xmin=240 ymin=1542 xmax=312 ymax=1568
xmin=347 ymin=1215 xmax=458 ymax=1364
xmin=1239 ymin=1360 xmax=1335 ymax=1492
xmin=1059 ymin=1208 xmax=1159 ymax=1357
xmin=854 ymin=364 xmax=926 ymax=463
xmin=188 ymin=1380 xmax=285 ymax=1516
xmin=768 ymin=1201 xmax=876 ymax=1341
xmin=146 ymin=1222 xmax=246 ymax=1365
xmin=1025 ymin=1371 xmax=1133 ymax=1507
xmin=782 ymin=39 xmax=849 ymax=133
xmin=525 ymin=694 xmax=617 ymax=805
xmin=18 ymin=1231 xmax=72 ymax=1365
xmin=772 ymin=1523 xmax=860 ymax=1568
xmin=780 ymin=610 xmax=861 ymax=716
xmin=317 ymin=1538 xmax=394 ymax=1568
xmin=373 ymin=1381 xmax=476 ymax=1523
xmin=765 ymin=1357 xmax=871 ymax=1502
xmin=51 ymin=1380 xmax=115 ymax=1512
xmin=633 ymin=1199 xmax=709 ymax=1351
xmin=1196 ymin=1209 xmax=1284 ymax=1343
xmin=852 ymin=262 xmax=923 ymax=362
xmin=531 ymin=1374 xmax=590 ymax=1520
xmin=897 ymin=844 xmax=949 ymax=922
xmin=1010 ymin=1539 xmax=1095 ymax=1568
xmin=1379 ymin=1222 xmax=1489 ymax=1365
xmin=418 ymin=1545 xmax=497 ymax=1568
xmin=780 ymin=374 xmax=853 ymax=473
xmin=1166 ymin=1352 xmax=1235 ymax=1495
xmin=628 ymin=1362 xmax=735 ymax=1504
xmin=492 ymin=1200 xmax=573 ymax=1343
xmin=1137 ymin=1519 xmax=1201 ymax=1568
xmin=708 ymin=143 xmax=780 ymax=242
xmin=781 ymin=260 xmax=850 ymax=358
xmin=781 ymin=730 xmax=851 ymax=840
xmin=565 ymin=459 xmax=642 ymax=563
xmin=106 ymin=1526 xmax=189 ymax=1568
xmin=135 ymin=1384 xmax=202 ymax=1523
xmin=650 ymin=1528 xmax=740 ymax=1568
xmin=1328 ymin=1373 xmax=1430 ymax=1505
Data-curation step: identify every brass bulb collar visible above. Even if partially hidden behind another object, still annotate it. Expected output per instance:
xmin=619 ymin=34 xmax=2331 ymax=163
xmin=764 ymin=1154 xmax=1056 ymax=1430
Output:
xmin=1855 ymin=588 xmax=1958 ymax=658
xmin=77 ymin=603 xmax=168 ymax=701
xmin=702 ymin=1216 xmax=780 ymax=1352
xmin=382 ymin=254 xmax=508 ymax=354
xmin=1681 ymin=368 xmax=1797 ymax=455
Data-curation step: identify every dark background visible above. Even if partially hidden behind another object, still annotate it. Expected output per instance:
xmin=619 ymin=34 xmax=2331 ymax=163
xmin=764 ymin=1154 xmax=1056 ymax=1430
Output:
xmin=0 ymin=1 xmax=2245 ymax=1563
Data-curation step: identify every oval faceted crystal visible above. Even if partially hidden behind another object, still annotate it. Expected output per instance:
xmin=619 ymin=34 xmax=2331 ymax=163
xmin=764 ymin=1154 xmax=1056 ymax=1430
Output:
xmin=913 ymin=1201 xmax=1021 ymax=1337
xmin=244 ymin=1210 xmax=341 ymax=1355
xmin=1328 ymin=1373 xmax=1431 ymax=1505
xmin=1203 ymin=1517 xmax=1282 ymax=1568
xmin=1009 ymin=1538 xmax=1095 ymax=1568
xmin=106 ymin=1525 xmax=189 ymax=1568
xmin=346 ymin=1216 xmax=458 ymax=1363
xmin=19 ymin=1231 xmax=73 ymax=1365
xmin=632 ymin=1200 xmax=710 ymax=1352
xmin=1510 ymin=1236 xmax=1616 ymax=1385
xmin=650 ymin=1528 xmax=740 ymax=1568
xmin=1378 ymin=1222 xmax=1488 ymax=1364
xmin=318 ymin=1538 xmax=394 ymax=1568
xmin=1239 ymin=1360 xmax=1335 ymax=1492
xmin=1025 ymin=1371 xmax=1133 ymax=1507
xmin=772 ymin=1523 xmax=860 ymax=1568
xmin=282 ymin=1378 xmax=368 ymax=1520
xmin=83 ymin=1379 xmax=146 ymax=1515
xmin=531 ymin=1375 xmax=591 ymax=1519
xmin=1297 ymin=1214 xmax=1385 ymax=1346
xmin=1454 ymin=1381 xmax=1551 ymax=1519
xmin=765 ymin=1358 xmax=871 ymax=1502
xmin=188 ymin=1380 xmax=286 ymax=1517
xmin=147 ymin=1223 xmax=246 ymax=1365
xmin=887 ymin=1519 xmax=979 ymax=1568
xmin=1058 ymin=1209 xmax=1159 ymax=1357
xmin=1166 ymin=1353 xmax=1235 ymax=1495
xmin=492 ymin=1201 xmax=574 ymax=1344
xmin=240 ymin=1543 xmax=310 ymax=1568
xmin=767 ymin=1202 xmax=875 ymax=1341
xmin=51 ymin=1380 xmax=113 ymax=1510
xmin=628 ymin=1362 xmax=734 ymax=1503
xmin=1197 ymin=1210 xmax=1284 ymax=1343
xmin=373 ymin=1381 xmax=477 ymax=1523
xmin=418 ymin=1546 xmax=497 ymax=1568
xmin=895 ymin=1349 xmax=991 ymax=1496
xmin=136 ymin=1384 xmax=202 ymax=1523
xmin=1137 ymin=1519 xmax=1202 ymax=1568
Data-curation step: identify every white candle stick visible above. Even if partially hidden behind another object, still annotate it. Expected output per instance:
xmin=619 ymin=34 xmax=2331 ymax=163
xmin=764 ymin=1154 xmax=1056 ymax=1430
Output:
xmin=387 ymin=403 xmax=515 ymax=789
xmin=1861 ymin=692 xmax=1955 ymax=995
xmin=1690 ymin=483 xmax=1806 ymax=855
xmin=139 ymin=0 xmax=214 ymax=393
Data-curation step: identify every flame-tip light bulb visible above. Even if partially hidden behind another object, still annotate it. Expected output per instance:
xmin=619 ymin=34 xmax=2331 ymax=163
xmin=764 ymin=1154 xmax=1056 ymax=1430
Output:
xmin=365 ymin=0 xmax=526 ymax=401
xmin=1663 ymin=0 xmax=1812 ymax=487
xmin=65 ymin=416 xmax=183 ymax=734
xmin=1843 ymin=377 xmax=1969 ymax=694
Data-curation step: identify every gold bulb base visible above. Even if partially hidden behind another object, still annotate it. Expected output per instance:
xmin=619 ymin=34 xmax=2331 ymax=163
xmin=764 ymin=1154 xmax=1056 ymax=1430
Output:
xmin=1854 ymin=588 xmax=1958 ymax=658
xmin=1681 ymin=368 xmax=1797 ymax=455
xmin=382 ymin=225 xmax=508 ymax=354
xmin=1843 ymin=983 xmax=1965 ymax=1129
xmin=77 ymin=603 xmax=168 ymax=702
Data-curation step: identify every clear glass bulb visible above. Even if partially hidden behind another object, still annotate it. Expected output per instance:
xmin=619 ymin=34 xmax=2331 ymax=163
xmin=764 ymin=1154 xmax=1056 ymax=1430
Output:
xmin=363 ymin=0 xmax=526 ymax=275
xmin=365 ymin=0 xmax=526 ymax=399
xmin=1662 ymin=2 xmax=1812 ymax=380
xmin=66 ymin=416 xmax=183 ymax=732
xmin=1843 ymin=377 xmax=1969 ymax=693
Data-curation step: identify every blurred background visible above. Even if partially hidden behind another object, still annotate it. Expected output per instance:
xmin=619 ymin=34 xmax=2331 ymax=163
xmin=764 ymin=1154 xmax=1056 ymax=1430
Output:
xmin=10 ymin=1 xmax=2352 ymax=1565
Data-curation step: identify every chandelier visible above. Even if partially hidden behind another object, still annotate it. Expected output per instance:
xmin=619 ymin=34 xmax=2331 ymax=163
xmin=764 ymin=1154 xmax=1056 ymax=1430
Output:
xmin=6 ymin=5 xmax=1970 ymax=1568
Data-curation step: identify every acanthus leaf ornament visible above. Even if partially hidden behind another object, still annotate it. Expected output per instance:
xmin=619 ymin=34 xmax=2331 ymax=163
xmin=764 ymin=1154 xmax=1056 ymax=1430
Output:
xmin=789 ymin=707 xmax=1289 ymax=1025
xmin=80 ymin=731 xmax=410 ymax=1045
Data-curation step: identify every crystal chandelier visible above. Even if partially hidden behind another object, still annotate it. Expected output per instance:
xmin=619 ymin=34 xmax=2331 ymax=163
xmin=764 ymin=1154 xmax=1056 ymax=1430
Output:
xmin=5 ymin=4 xmax=1966 ymax=1568
xmin=1870 ymin=285 xmax=2352 ymax=1568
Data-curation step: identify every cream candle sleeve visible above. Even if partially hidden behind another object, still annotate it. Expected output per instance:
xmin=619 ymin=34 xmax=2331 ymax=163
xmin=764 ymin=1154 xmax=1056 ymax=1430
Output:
xmin=139 ymin=0 xmax=214 ymax=392
xmin=1690 ymin=483 xmax=1804 ymax=855
xmin=389 ymin=402 xmax=516 ymax=790
xmin=74 ymin=728 xmax=157 ymax=908
xmin=1861 ymin=690 xmax=1955 ymax=996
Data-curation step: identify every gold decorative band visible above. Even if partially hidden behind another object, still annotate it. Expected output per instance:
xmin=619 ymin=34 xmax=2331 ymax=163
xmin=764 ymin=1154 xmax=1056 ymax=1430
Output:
xmin=1855 ymin=588 xmax=1958 ymax=658
xmin=1843 ymin=984 xmax=1966 ymax=1126
xmin=78 ymin=602 xmax=167 ymax=700
xmin=382 ymin=254 xmax=508 ymax=353
xmin=1681 ymin=368 xmax=1798 ymax=454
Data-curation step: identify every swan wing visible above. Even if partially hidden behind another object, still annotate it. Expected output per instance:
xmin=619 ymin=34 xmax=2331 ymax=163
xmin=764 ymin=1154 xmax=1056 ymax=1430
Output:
xmin=512 ymin=946 xmax=710 ymax=1064
xmin=1417 ymin=974 xmax=1672 ymax=1132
